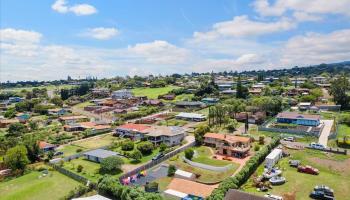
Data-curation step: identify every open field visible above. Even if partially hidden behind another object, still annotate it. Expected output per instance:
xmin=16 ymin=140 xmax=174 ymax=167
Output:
xmin=1 ymin=84 xmax=74 ymax=93
xmin=0 ymin=170 xmax=81 ymax=200
xmin=73 ymin=101 xmax=95 ymax=109
xmin=72 ymin=134 xmax=118 ymax=149
xmin=242 ymin=148 xmax=350 ymax=200
xmin=132 ymin=86 xmax=179 ymax=99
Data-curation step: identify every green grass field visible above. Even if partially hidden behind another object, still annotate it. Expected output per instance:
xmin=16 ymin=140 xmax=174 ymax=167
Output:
xmin=0 ymin=171 xmax=81 ymax=200
xmin=241 ymin=148 xmax=350 ymax=200
xmin=192 ymin=146 xmax=234 ymax=167
xmin=157 ymin=119 xmax=188 ymax=127
xmin=72 ymin=134 xmax=118 ymax=149
xmin=132 ymin=86 xmax=179 ymax=99
xmin=337 ymin=124 xmax=350 ymax=138
xmin=63 ymin=158 xmax=104 ymax=182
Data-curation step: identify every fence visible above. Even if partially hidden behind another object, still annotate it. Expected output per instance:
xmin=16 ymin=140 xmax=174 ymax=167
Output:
xmin=119 ymin=140 xmax=195 ymax=182
xmin=182 ymin=156 xmax=232 ymax=172
xmin=258 ymin=126 xmax=316 ymax=136
xmin=306 ymin=146 xmax=347 ymax=155
xmin=47 ymin=162 xmax=91 ymax=185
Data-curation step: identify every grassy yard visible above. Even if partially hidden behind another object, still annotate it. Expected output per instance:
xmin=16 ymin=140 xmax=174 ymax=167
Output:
xmin=73 ymin=101 xmax=95 ymax=109
xmin=58 ymin=144 xmax=88 ymax=156
xmin=157 ymin=119 xmax=188 ymax=127
xmin=337 ymin=124 xmax=350 ymax=138
xmin=62 ymin=157 xmax=116 ymax=182
xmin=192 ymin=146 xmax=234 ymax=167
xmin=0 ymin=170 xmax=81 ymax=200
xmin=72 ymin=134 xmax=118 ymax=149
xmin=241 ymin=148 xmax=350 ymax=200
xmin=132 ymin=86 xmax=180 ymax=99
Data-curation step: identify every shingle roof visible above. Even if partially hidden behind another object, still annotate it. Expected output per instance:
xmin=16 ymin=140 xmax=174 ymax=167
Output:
xmin=204 ymin=133 xmax=251 ymax=143
xmin=276 ymin=112 xmax=320 ymax=120
xmin=83 ymin=149 xmax=118 ymax=159
xmin=166 ymin=178 xmax=215 ymax=198
xmin=117 ymin=123 xmax=151 ymax=132
xmin=224 ymin=189 xmax=270 ymax=200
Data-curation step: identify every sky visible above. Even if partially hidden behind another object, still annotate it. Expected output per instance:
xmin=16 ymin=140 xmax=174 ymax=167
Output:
xmin=1 ymin=0 xmax=350 ymax=81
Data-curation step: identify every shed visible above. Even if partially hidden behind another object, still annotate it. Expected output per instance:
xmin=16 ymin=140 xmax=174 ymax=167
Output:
xmin=72 ymin=194 xmax=111 ymax=200
xmin=265 ymin=148 xmax=283 ymax=169
xmin=83 ymin=149 xmax=119 ymax=163
xmin=174 ymin=169 xmax=195 ymax=180
xmin=164 ymin=189 xmax=188 ymax=200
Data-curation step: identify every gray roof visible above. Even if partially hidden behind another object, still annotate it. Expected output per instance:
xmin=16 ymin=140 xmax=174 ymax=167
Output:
xmin=83 ymin=149 xmax=118 ymax=159
xmin=176 ymin=112 xmax=206 ymax=119
xmin=224 ymin=189 xmax=269 ymax=200
xmin=174 ymin=101 xmax=204 ymax=106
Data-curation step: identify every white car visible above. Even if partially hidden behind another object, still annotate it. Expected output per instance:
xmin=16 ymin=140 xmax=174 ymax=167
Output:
xmin=264 ymin=194 xmax=283 ymax=200
xmin=309 ymin=142 xmax=326 ymax=150
xmin=283 ymin=137 xmax=295 ymax=142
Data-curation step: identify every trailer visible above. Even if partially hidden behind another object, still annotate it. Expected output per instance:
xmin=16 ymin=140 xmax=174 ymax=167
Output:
xmin=265 ymin=148 xmax=283 ymax=169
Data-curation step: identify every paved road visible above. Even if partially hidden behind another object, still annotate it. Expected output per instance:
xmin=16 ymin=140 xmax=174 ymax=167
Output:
xmin=318 ymin=120 xmax=334 ymax=147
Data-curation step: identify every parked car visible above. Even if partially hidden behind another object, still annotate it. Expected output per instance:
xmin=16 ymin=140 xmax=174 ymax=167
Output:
xmin=283 ymin=137 xmax=295 ymax=142
xmin=289 ymin=160 xmax=300 ymax=167
xmin=264 ymin=193 xmax=283 ymax=200
xmin=152 ymin=153 xmax=164 ymax=161
xmin=314 ymin=185 xmax=334 ymax=197
xmin=53 ymin=151 xmax=64 ymax=156
xmin=309 ymin=190 xmax=334 ymax=200
xmin=298 ymin=165 xmax=319 ymax=175
xmin=269 ymin=176 xmax=286 ymax=185
xmin=309 ymin=142 xmax=326 ymax=150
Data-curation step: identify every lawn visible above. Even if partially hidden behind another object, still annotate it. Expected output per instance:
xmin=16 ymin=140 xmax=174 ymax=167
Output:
xmin=157 ymin=119 xmax=188 ymax=127
xmin=58 ymin=144 xmax=89 ymax=156
xmin=337 ymin=124 xmax=350 ymax=138
xmin=132 ymin=86 xmax=180 ymax=99
xmin=73 ymin=101 xmax=95 ymax=109
xmin=241 ymin=148 xmax=350 ymax=200
xmin=0 ymin=170 xmax=81 ymax=200
xmin=192 ymin=146 xmax=234 ymax=167
xmin=72 ymin=134 xmax=118 ymax=149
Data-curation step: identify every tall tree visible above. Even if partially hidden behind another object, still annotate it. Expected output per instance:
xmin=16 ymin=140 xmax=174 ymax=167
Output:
xmin=236 ymin=75 xmax=248 ymax=99
xmin=330 ymin=74 xmax=350 ymax=109
xmin=4 ymin=145 xmax=30 ymax=172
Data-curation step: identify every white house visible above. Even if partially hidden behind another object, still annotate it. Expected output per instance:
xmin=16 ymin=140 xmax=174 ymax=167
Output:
xmin=175 ymin=112 xmax=206 ymax=122
xmin=174 ymin=169 xmax=195 ymax=180
xmin=111 ymin=89 xmax=133 ymax=100
xmin=265 ymin=148 xmax=283 ymax=169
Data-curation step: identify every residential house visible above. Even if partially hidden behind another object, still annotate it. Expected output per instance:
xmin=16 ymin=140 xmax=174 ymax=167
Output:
xmin=224 ymin=189 xmax=270 ymax=200
xmin=8 ymin=97 xmax=24 ymax=103
xmin=59 ymin=115 xmax=89 ymax=125
xmin=159 ymin=94 xmax=176 ymax=100
xmin=175 ymin=112 xmax=206 ymax=122
xmin=221 ymin=89 xmax=236 ymax=95
xmin=174 ymin=101 xmax=205 ymax=110
xmin=312 ymin=76 xmax=328 ymax=84
xmin=115 ymin=123 xmax=151 ymax=140
xmin=111 ymin=89 xmax=133 ymax=100
xmin=63 ymin=122 xmax=111 ymax=133
xmin=16 ymin=113 xmax=30 ymax=123
xmin=201 ymin=98 xmax=219 ymax=105
xmin=38 ymin=141 xmax=56 ymax=152
xmin=299 ymin=102 xmax=312 ymax=111
xmin=72 ymin=194 xmax=111 ymax=200
xmin=249 ymin=88 xmax=262 ymax=96
xmin=91 ymin=88 xmax=110 ymax=98
xmin=217 ymin=84 xmax=233 ymax=91
xmin=48 ymin=108 xmax=70 ymax=116
xmin=165 ymin=178 xmax=215 ymax=199
xmin=204 ymin=133 xmax=251 ymax=158
xmin=276 ymin=112 xmax=321 ymax=126
xmin=146 ymin=126 xmax=185 ymax=146
xmin=142 ymin=99 xmax=164 ymax=106
xmin=83 ymin=149 xmax=119 ymax=163
xmin=0 ymin=118 xmax=20 ymax=128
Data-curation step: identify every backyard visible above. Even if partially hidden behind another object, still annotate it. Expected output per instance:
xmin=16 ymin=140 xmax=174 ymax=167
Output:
xmin=132 ymin=86 xmax=179 ymax=99
xmin=0 ymin=170 xmax=81 ymax=200
xmin=241 ymin=148 xmax=350 ymax=200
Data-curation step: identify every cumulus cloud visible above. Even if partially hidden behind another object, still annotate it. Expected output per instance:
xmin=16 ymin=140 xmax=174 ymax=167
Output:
xmin=253 ymin=0 xmax=350 ymax=17
xmin=51 ymin=0 xmax=97 ymax=16
xmin=293 ymin=11 xmax=322 ymax=22
xmin=83 ymin=27 xmax=119 ymax=40
xmin=0 ymin=28 xmax=42 ymax=43
xmin=192 ymin=15 xmax=296 ymax=42
xmin=281 ymin=29 xmax=350 ymax=66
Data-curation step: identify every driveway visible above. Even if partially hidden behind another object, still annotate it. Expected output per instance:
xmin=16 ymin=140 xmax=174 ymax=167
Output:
xmin=318 ymin=120 xmax=334 ymax=147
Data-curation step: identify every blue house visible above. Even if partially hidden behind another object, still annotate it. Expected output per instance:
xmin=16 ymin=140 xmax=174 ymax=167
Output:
xmin=201 ymin=98 xmax=219 ymax=105
xmin=9 ymin=97 xmax=24 ymax=103
xmin=276 ymin=112 xmax=320 ymax=126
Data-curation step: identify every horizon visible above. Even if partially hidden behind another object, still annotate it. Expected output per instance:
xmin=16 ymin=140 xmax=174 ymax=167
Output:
xmin=1 ymin=0 xmax=350 ymax=81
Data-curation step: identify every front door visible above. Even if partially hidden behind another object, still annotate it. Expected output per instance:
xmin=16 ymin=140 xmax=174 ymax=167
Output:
xmin=223 ymin=149 xmax=227 ymax=155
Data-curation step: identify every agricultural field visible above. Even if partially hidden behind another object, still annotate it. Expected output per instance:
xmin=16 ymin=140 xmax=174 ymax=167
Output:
xmin=132 ymin=86 xmax=179 ymax=99
xmin=0 ymin=170 xmax=81 ymax=200
xmin=242 ymin=148 xmax=350 ymax=200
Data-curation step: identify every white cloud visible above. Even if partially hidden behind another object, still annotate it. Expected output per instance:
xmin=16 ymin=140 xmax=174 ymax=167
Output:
xmin=127 ymin=40 xmax=190 ymax=64
xmin=83 ymin=27 xmax=119 ymax=40
xmin=281 ymin=29 xmax=350 ymax=66
xmin=0 ymin=28 xmax=42 ymax=44
xmin=293 ymin=11 xmax=322 ymax=22
xmin=51 ymin=0 xmax=97 ymax=16
xmin=253 ymin=0 xmax=350 ymax=17
xmin=192 ymin=15 xmax=296 ymax=42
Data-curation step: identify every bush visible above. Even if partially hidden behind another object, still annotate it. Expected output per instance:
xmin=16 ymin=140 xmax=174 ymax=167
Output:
xmin=130 ymin=150 xmax=142 ymax=161
xmin=159 ymin=143 xmax=167 ymax=152
xmin=121 ymin=139 xmax=134 ymax=151
xmin=254 ymin=145 xmax=260 ymax=151
xmin=168 ymin=165 xmax=176 ymax=176
xmin=77 ymin=165 xmax=83 ymax=173
xmin=76 ymin=148 xmax=83 ymax=153
xmin=259 ymin=136 xmax=265 ymax=145
xmin=100 ymin=156 xmax=124 ymax=173
xmin=184 ymin=148 xmax=194 ymax=160
xmin=137 ymin=141 xmax=154 ymax=155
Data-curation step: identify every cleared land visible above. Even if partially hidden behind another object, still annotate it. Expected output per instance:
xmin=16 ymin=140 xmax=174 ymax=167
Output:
xmin=242 ymin=148 xmax=350 ymax=200
xmin=0 ymin=170 xmax=81 ymax=200
xmin=132 ymin=86 xmax=179 ymax=99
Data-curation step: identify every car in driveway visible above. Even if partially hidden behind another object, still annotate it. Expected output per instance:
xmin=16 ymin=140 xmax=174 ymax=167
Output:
xmin=152 ymin=153 xmax=164 ymax=161
xmin=53 ymin=151 xmax=64 ymax=156
xmin=314 ymin=185 xmax=334 ymax=197
xmin=264 ymin=193 xmax=283 ymax=200
xmin=309 ymin=142 xmax=326 ymax=150
xmin=298 ymin=165 xmax=319 ymax=175
xmin=289 ymin=160 xmax=300 ymax=167
xmin=283 ymin=137 xmax=295 ymax=142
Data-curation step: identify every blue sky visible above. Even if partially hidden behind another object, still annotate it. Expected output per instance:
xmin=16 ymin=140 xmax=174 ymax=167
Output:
xmin=1 ymin=0 xmax=350 ymax=81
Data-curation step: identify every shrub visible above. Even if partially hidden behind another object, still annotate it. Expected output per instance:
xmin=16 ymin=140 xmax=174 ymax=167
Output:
xmin=76 ymin=148 xmax=83 ymax=153
xmin=130 ymin=150 xmax=142 ymax=161
xmin=184 ymin=148 xmax=194 ymax=160
xmin=254 ymin=145 xmax=260 ymax=151
xmin=137 ymin=141 xmax=154 ymax=155
xmin=168 ymin=165 xmax=176 ymax=176
xmin=159 ymin=143 xmax=167 ymax=152
xmin=77 ymin=165 xmax=83 ymax=173
xmin=100 ymin=156 xmax=124 ymax=173
xmin=121 ymin=139 xmax=134 ymax=151
xmin=259 ymin=135 xmax=265 ymax=145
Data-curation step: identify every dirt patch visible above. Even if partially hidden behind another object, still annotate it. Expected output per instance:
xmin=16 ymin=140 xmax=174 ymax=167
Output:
xmin=308 ymin=157 xmax=350 ymax=174
xmin=283 ymin=191 xmax=297 ymax=200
